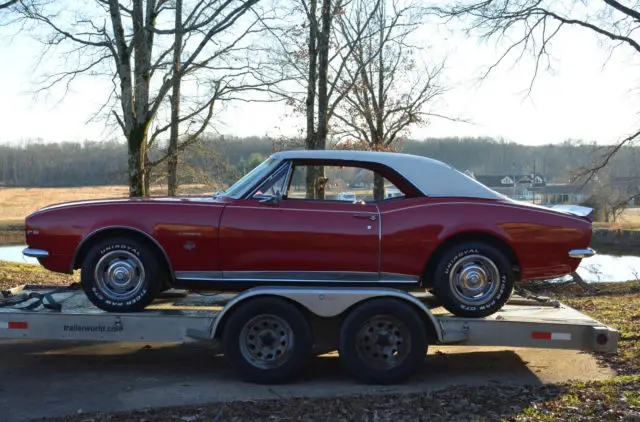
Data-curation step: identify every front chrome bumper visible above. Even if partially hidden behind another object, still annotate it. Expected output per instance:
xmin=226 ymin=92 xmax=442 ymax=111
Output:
xmin=22 ymin=248 xmax=49 ymax=258
xmin=568 ymin=248 xmax=596 ymax=259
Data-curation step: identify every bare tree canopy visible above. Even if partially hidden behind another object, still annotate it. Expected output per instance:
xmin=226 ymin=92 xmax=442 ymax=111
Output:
xmin=431 ymin=0 xmax=640 ymax=182
xmin=258 ymin=0 xmax=382 ymax=141
xmin=257 ymin=0 xmax=384 ymax=198
xmin=333 ymin=0 xmax=448 ymax=151
xmin=255 ymin=0 xmax=451 ymax=199
xmin=9 ymin=0 xmax=269 ymax=196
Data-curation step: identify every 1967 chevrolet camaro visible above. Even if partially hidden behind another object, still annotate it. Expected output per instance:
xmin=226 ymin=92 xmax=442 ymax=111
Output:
xmin=23 ymin=150 xmax=596 ymax=317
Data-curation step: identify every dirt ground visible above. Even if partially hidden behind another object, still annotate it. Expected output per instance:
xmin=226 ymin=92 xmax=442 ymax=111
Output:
xmin=0 ymin=338 xmax=613 ymax=422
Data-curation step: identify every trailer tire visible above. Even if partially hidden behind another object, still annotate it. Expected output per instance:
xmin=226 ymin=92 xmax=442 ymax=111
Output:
xmin=222 ymin=297 xmax=313 ymax=384
xmin=433 ymin=242 xmax=514 ymax=318
xmin=338 ymin=298 xmax=427 ymax=384
xmin=80 ymin=236 xmax=161 ymax=312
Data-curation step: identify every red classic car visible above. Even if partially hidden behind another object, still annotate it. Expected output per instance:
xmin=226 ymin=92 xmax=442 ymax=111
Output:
xmin=23 ymin=150 xmax=595 ymax=317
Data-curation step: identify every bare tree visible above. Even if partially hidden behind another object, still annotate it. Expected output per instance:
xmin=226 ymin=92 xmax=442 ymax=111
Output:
xmin=333 ymin=0 xmax=448 ymax=199
xmin=258 ymin=0 xmax=381 ymax=198
xmin=315 ymin=0 xmax=333 ymax=152
xmin=588 ymin=171 xmax=640 ymax=223
xmin=13 ymin=0 xmax=264 ymax=197
xmin=167 ymin=0 xmax=183 ymax=197
xmin=431 ymin=0 xmax=640 ymax=182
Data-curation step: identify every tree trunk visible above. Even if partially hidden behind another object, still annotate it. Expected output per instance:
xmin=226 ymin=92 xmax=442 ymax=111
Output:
xmin=374 ymin=172 xmax=384 ymax=201
xmin=128 ymin=123 xmax=148 ymax=197
xmin=316 ymin=0 xmax=332 ymax=151
xmin=167 ymin=0 xmax=183 ymax=197
xmin=305 ymin=0 xmax=318 ymax=200
xmin=375 ymin=0 xmax=385 ymax=147
xmin=312 ymin=0 xmax=333 ymax=201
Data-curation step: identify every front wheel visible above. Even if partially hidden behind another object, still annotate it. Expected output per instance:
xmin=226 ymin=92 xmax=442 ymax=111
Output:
xmin=80 ymin=236 xmax=162 ymax=312
xmin=432 ymin=242 xmax=514 ymax=318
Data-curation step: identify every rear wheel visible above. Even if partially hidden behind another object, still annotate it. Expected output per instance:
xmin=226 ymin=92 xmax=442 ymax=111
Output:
xmin=222 ymin=297 xmax=313 ymax=384
xmin=338 ymin=298 xmax=428 ymax=384
xmin=80 ymin=236 xmax=162 ymax=312
xmin=433 ymin=242 xmax=514 ymax=318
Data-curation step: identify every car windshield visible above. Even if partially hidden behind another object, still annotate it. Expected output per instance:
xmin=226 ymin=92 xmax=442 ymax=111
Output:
xmin=219 ymin=156 xmax=280 ymax=199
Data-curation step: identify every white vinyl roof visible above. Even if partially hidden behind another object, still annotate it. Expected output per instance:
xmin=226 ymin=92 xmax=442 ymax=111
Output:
xmin=271 ymin=150 xmax=504 ymax=200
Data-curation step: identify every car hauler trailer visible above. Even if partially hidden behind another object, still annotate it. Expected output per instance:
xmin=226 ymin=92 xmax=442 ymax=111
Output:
xmin=0 ymin=284 xmax=620 ymax=385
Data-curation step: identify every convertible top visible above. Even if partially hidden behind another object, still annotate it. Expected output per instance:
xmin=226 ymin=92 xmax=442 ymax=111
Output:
xmin=272 ymin=150 xmax=505 ymax=200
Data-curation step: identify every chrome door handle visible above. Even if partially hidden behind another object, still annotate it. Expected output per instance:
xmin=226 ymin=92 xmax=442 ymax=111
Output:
xmin=353 ymin=214 xmax=377 ymax=221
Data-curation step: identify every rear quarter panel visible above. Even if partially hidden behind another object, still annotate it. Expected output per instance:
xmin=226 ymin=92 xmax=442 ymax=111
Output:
xmin=26 ymin=200 xmax=225 ymax=274
xmin=378 ymin=197 xmax=591 ymax=281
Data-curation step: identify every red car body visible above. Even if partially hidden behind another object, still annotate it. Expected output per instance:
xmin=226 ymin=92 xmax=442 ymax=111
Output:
xmin=23 ymin=150 xmax=595 ymax=315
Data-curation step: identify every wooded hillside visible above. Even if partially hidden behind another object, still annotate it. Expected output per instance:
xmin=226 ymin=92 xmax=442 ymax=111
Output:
xmin=1 ymin=136 xmax=639 ymax=188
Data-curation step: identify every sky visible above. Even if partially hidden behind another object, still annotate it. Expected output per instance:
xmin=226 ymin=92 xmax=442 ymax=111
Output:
xmin=1 ymin=6 xmax=640 ymax=147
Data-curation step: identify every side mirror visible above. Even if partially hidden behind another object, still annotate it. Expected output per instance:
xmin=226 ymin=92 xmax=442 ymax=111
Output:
xmin=259 ymin=196 xmax=280 ymax=205
xmin=259 ymin=191 xmax=282 ymax=205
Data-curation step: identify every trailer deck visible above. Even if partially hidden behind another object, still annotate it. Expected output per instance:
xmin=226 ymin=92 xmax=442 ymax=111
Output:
xmin=0 ymin=284 xmax=619 ymax=353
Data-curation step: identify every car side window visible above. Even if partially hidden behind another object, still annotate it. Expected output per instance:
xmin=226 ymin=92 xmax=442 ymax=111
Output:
xmin=285 ymin=163 xmax=405 ymax=203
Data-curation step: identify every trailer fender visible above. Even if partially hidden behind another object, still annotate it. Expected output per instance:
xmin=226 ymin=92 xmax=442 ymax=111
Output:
xmin=208 ymin=286 xmax=443 ymax=342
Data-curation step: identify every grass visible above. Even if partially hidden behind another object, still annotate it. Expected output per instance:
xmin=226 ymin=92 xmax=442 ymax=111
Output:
xmin=0 ymin=261 xmax=635 ymax=421
xmin=0 ymin=184 xmax=215 ymax=246
xmin=0 ymin=184 xmax=214 ymax=224
xmin=593 ymin=207 xmax=640 ymax=230
xmin=519 ymin=290 xmax=640 ymax=420
xmin=0 ymin=219 xmax=26 ymax=246
xmin=0 ymin=260 xmax=77 ymax=290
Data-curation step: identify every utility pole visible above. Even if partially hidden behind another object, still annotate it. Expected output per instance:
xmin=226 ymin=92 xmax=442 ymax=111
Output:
xmin=512 ymin=163 xmax=517 ymax=199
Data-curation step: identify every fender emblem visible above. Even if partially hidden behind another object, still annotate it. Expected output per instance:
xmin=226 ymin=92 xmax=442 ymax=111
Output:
xmin=184 ymin=241 xmax=196 ymax=251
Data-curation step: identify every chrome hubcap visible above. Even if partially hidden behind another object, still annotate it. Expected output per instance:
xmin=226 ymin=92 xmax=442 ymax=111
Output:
xmin=239 ymin=315 xmax=294 ymax=369
xmin=449 ymin=254 xmax=501 ymax=306
xmin=355 ymin=315 xmax=411 ymax=370
xmin=94 ymin=250 xmax=146 ymax=302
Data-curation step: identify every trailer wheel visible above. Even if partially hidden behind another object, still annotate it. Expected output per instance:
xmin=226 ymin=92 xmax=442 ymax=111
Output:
xmin=222 ymin=297 xmax=313 ymax=384
xmin=338 ymin=298 xmax=427 ymax=384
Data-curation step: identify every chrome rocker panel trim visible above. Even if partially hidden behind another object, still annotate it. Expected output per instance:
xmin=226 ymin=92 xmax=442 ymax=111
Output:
xmin=174 ymin=270 xmax=419 ymax=284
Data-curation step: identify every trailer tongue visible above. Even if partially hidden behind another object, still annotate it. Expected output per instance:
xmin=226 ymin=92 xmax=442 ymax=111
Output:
xmin=0 ymin=284 xmax=620 ymax=384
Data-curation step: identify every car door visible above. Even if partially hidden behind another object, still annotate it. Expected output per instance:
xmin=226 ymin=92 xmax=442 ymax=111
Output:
xmin=218 ymin=161 xmax=381 ymax=284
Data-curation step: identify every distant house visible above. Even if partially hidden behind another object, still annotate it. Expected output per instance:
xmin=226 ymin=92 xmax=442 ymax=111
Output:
xmin=473 ymin=173 xmax=546 ymax=199
xmin=532 ymin=184 xmax=586 ymax=205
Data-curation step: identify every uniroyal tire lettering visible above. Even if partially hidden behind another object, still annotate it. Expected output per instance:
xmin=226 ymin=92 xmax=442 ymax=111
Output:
xmin=444 ymin=248 xmax=479 ymax=275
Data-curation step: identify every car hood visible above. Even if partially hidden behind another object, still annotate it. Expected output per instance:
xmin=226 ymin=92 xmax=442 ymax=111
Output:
xmin=29 ymin=195 xmax=219 ymax=216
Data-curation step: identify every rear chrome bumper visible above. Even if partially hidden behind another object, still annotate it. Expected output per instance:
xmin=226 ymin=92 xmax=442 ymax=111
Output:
xmin=569 ymin=248 xmax=596 ymax=259
xmin=23 ymin=248 xmax=49 ymax=258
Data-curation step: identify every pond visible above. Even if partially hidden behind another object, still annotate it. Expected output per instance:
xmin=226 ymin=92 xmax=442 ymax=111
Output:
xmin=573 ymin=254 xmax=640 ymax=283
xmin=1 ymin=245 xmax=639 ymax=283
xmin=0 ymin=245 xmax=39 ymax=265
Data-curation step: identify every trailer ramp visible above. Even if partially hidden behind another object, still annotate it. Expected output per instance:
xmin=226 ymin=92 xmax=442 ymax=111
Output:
xmin=434 ymin=300 xmax=619 ymax=353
